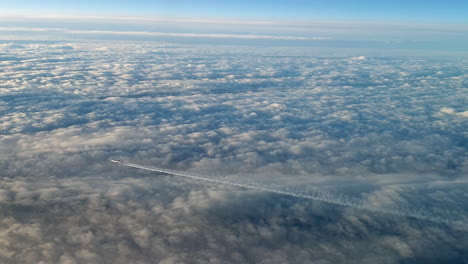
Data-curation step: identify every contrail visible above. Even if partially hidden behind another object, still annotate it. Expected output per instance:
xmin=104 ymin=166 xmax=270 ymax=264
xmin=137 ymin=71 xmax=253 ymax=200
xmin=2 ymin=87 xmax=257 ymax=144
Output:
xmin=112 ymin=159 xmax=466 ymax=227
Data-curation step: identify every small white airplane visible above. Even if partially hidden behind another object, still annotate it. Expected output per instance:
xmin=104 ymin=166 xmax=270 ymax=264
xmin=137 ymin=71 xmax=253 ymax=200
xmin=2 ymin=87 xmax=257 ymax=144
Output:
xmin=111 ymin=159 xmax=123 ymax=163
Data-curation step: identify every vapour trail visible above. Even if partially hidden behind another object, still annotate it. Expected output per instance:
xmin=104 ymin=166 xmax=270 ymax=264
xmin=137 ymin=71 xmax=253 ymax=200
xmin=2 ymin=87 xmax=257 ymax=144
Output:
xmin=115 ymin=160 xmax=466 ymax=227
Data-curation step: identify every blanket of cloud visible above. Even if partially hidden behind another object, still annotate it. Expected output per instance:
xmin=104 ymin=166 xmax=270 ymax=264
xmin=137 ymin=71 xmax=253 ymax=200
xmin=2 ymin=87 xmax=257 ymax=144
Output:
xmin=1 ymin=22 xmax=468 ymax=263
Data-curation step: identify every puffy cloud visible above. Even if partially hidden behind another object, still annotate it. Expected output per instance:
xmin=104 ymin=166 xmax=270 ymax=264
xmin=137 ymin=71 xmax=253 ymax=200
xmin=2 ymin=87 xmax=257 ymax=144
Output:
xmin=0 ymin=175 xmax=467 ymax=264
xmin=440 ymin=107 xmax=468 ymax=118
xmin=0 ymin=36 xmax=467 ymax=263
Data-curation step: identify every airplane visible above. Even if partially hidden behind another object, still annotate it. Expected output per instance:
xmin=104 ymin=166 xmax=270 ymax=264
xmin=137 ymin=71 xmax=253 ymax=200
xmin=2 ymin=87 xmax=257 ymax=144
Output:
xmin=111 ymin=159 xmax=123 ymax=163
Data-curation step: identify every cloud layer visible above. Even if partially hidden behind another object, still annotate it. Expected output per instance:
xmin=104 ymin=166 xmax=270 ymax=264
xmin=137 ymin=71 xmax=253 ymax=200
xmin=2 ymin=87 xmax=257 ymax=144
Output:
xmin=0 ymin=38 xmax=467 ymax=263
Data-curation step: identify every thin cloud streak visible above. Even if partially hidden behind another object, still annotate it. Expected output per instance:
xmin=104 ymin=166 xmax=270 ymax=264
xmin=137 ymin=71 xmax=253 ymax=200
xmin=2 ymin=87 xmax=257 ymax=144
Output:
xmin=0 ymin=27 xmax=330 ymax=40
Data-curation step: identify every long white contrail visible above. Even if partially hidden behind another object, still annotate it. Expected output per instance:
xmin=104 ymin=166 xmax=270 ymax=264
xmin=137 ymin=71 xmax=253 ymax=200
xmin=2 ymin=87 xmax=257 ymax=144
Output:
xmin=113 ymin=160 xmax=465 ymax=227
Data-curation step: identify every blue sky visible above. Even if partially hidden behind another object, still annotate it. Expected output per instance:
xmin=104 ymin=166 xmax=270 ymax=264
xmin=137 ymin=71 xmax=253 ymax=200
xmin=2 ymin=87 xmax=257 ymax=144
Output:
xmin=2 ymin=0 xmax=468 ymax=23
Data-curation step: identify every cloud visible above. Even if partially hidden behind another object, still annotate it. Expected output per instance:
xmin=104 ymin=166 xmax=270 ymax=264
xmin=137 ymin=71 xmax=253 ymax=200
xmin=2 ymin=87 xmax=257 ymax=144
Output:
xmin=0 ymin=37 xmax=467 ymax=263
xmin=440 ymin=107 xmax=468 ymax=118
xmin=2 ymin=15 xmax=468 ymax=54
xmin=0 ymin=27 xmax=331 ymax=41
xmin=66 ymin=29 xmax=331 ymax=41
xmin=0 ymin=175 xmax=467 ymax=264
xmin=350 ymin=56 xmax=366 ymax=60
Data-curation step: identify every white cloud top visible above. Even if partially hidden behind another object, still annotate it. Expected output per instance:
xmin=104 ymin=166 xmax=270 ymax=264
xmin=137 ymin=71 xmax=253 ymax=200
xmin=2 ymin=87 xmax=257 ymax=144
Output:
xmin=0 ymin=35 xmax=467 ymax=263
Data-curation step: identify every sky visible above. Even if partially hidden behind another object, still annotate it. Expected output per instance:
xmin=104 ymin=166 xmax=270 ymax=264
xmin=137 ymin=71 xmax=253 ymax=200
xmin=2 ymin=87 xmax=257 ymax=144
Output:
xmin=0 ymin=1 xmax=468 ymax=264
xmin=2 ymin=0 xmax=468 ymax=23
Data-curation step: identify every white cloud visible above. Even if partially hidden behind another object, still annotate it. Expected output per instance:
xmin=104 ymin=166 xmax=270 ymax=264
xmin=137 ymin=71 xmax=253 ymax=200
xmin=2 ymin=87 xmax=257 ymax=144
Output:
xmin=66 ymin=29 xmax=330 ymax=41
xmin=440 ymin=107 xmax=468 ymax=118
xmin=0 ymin=39 xmax=467 ymax=263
